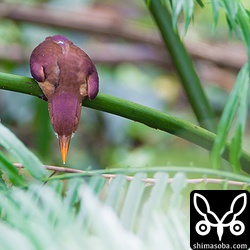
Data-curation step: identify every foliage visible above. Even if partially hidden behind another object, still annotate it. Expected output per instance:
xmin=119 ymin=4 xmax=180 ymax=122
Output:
xmin=0 ymin=123 xmax=47 ymax=180
xmin=211 ymin=64 xmax=249 ymax=171
xmin=0 ymin=167 xmax=249 ymax=250
xmin=167 ymin=0 xmax=250 ymax=170
xmin=0 ymin=175 xmax=189 ymax=250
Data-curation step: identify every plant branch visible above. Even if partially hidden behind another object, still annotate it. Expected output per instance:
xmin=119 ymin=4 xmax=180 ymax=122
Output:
xmin=0 ymin=73 xmax=44 ymax=98
xmin=13 ymin=163 xmax=250 ymax=187
xmin=44 ymin=165 xmax=250 ymax=184
xmin=145 ymin=0 xmax=217 ymax=132
xmin=1 ymin=73 xmax=250 ymax=173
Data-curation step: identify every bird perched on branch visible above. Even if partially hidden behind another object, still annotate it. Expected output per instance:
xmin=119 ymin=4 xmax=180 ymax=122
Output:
xmin=30 ymin=35 xmax=99 ymax=164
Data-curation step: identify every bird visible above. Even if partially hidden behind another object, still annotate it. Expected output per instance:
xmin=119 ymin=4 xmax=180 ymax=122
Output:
xmin=30 ymin=35 xmax=99 ymax=164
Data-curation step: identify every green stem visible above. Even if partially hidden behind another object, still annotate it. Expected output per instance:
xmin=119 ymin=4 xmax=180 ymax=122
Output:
xmin=0 ymin=73 xmax=250 ymax=173
xmin=146 ymin=0 xmax=217 ymax=132
xmin=83 ymin=94 xmax=250 ymax=173
xmin=0 ymin=73 xmax=43 ymax=98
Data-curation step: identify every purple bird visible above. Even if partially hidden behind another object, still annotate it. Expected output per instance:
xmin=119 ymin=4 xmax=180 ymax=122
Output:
xmin=30 ymin=35 xmax=99 ymax=164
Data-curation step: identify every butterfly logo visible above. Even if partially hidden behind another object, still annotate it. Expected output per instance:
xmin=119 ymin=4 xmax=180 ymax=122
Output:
xmin=193 ymin=193 xmax=247 ymax=241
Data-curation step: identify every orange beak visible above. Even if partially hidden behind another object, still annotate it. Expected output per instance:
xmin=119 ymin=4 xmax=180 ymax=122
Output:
xmin=58 ymin=135 xmax=71 ymax=164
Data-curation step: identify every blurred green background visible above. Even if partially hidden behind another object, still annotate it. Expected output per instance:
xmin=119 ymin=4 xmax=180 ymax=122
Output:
xmin=0 ymin=0 xmax=249 ymax=169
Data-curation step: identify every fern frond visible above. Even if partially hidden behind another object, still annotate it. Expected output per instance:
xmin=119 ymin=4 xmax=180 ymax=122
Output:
xmin=0 ymin=123 xmax=47 ymax=181
xmin=0 ymin=174 xmax=190 ymax=250
xmin=211 ymin=64 xmax=250 ymax=171
xmin=1 ymin=170 xmax=249 ymax=249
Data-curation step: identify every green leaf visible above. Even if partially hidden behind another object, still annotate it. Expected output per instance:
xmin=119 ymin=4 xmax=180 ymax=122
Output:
xmin=105 ymin=175 xmax=127 ymax=212
xmin=183 ymin=0 xmax=194 ymax=34
xmin=137 ymin=172 xmax=169 ymax=237
xmin=170 ymin=173 xmax=187 ymax=208
xmin=222 ymin=0 xmax=238 ymax=19
xmin=171 ymin=0 xmax=184 ymax=30
xmin=88 ymin=175 xmax=106 ymax=194
xmin=0 ymin=123 xmax=47 ymax=179
xmin=229 ymin=127 xmax=242 ymax=172
xmin=236 ymin=4 xmax=250 ymax=63
xmin=229 ymin=72 xmax=249 ymax=172
xmin=0 ymin=223 xmax=35 ymax=250
xmin=0 ymin=152 xmax=25 ymax=186
xmin=120 ymin=172 xmax=146 ymax=230
xmin=196 ymin=0 xmax=204 ymax=8
xmin=211 ymin=64 xmax=249 ymax=169
xmin=211 ymin=0 xmax=220 ymax=28
xmin=64 ymin=178 xmax=83 ymax=209
xmin=0 ymin=169 xmax=7 ymax=190
xmin=221 ymin=0 xmax=238 ymax=35
xmin=48 ymin=179 xmax=63 ymax=195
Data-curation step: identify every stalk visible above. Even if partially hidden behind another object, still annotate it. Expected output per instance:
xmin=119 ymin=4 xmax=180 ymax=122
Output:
xmin=0 ymin=73 xmax=249 ymax=173
xmin=145 ymin=0 xmax=217 ymax=132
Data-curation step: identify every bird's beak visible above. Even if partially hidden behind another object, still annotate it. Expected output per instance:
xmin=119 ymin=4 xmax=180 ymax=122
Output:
xmin=58 ymin=135 xmax=71 ymax=164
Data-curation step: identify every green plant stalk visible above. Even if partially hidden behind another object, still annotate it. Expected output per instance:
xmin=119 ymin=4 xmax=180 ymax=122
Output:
xmin=145 ymin=0 xmax=217 ymax=132
xmin=83 ymin=93 xmax=250 ymax=173
xmin=0 ymin=73 xmax=44 ymax=98
xmin=0 ymin=73 xmax=250 ymax=173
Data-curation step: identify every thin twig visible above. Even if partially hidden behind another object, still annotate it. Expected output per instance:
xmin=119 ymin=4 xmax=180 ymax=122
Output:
xmin=13 ymin=163 xmax=250 ymax=187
